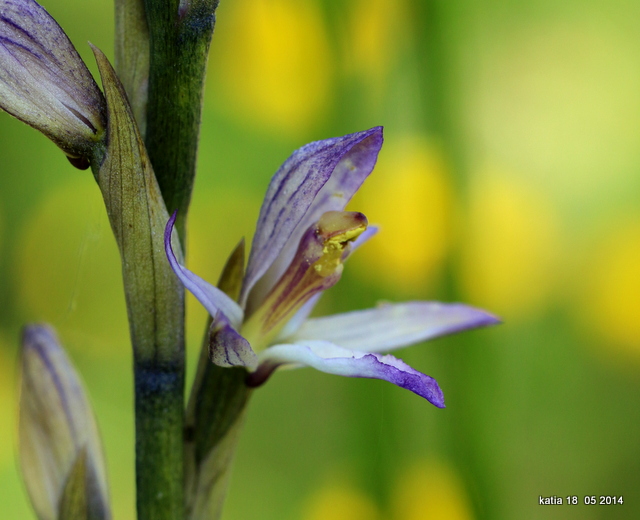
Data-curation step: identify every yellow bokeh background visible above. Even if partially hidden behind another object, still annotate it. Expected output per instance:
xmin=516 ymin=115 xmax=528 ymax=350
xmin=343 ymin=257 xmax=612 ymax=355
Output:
xmin=350 ymin=136 xmax=453 ymax=295
xmin=459 ymin=168 xmax=561 ymax=321
xmin=299 ymin=460 xmax=474 ymax=520
xmin=301 ymin=484 xmax=381 ymax=520
xmin=579 ymin=216 xmax=640 ymax=360
xmin=391 ymin=461 xmax=474 ymax=520
xmin=212 ymin=0 xmax=333 ymax=136
xmin=15 ymin=179 xmax=129 ymax=354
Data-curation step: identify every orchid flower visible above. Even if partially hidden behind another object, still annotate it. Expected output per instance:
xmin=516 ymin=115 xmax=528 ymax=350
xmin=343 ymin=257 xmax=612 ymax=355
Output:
xmin=165 ymin=127 xmax=499 ymax=408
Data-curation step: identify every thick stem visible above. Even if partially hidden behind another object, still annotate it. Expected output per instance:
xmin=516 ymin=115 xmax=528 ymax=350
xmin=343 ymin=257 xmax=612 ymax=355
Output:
xmin=134 ymin=362 xmax=185 ymax=520
xmin=114 ymin=0 xmax=150 ymax=137
xmin=143 ymin=0 xmax=219 ymax=240
xmin=91 ymin=48 xmax=188 ymax=520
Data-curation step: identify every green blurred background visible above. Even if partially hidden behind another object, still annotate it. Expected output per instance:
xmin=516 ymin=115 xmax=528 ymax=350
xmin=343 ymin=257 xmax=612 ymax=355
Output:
xmin=1 ymin=0 xmax=639 ymax=518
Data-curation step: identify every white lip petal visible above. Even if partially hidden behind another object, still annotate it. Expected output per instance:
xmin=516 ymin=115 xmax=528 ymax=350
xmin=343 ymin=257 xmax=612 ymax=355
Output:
xmin=257 ymin=340 xmax=445 ymax=407
xmin=287 ymin=301 xmax=500 ymax=352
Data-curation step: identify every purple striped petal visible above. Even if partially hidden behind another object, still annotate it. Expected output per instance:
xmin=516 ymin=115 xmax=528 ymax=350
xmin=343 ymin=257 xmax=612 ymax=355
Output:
xmin=209 ymin=315 xmax=257 ymax=369
xmin=242 ymin=127 xmax=383 ymax=311
xmin=164 ymin=212 xmax=244 ymax=327
xmin=257 ymin=341 xmax=445 ymax=407
xmin=0 ymin=0 xmax=106 ymax=160
xmin=288 ymin=302 xmax=500 ymax=352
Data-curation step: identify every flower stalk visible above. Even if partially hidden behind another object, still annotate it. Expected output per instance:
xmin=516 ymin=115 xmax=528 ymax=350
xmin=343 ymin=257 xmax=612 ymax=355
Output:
xmin=142 ymin=0 xmax=220 ymax=241
xmin=114 ymin=0 xmax=149 ymax=136
xmin=90 ymin=47 xmax=186 ymax=520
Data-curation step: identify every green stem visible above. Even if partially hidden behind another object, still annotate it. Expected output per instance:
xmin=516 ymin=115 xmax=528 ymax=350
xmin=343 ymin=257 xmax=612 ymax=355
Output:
xmin=143 ymin=0 xmax=219 ymax=240
xmin=135 ymin=362 xmax=186 ymax=520
xmin=90 ymin=47 xmax=188 ymax=520
xmin=114 ymin=0 xmax=150 ymax=137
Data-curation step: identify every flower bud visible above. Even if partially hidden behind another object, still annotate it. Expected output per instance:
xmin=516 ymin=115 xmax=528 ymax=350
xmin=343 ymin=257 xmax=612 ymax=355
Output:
xmin=19 ymin=324 xmax=110 ymax=520
xmin=0 ymin=0 xmax=106 ymax=167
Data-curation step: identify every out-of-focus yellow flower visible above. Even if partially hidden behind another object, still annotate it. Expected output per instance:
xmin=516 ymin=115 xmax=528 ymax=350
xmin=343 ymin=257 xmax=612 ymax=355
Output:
xmin=15 ymin=180 xmax=129 ymax=353
xmin=459 ymin=169 xmax=560 ymax=320
xmin=350 ymin=136 xmax=453 ymax=295
xmin=392 ymin=460 xmax=474 ymax=520
xmin=580 ymin=218 xmax=640 ymax=360
xmin=301 ymin=484 xmax=381 ymax=520
xmin=213 ymin=0 xmax=333 ymax=136
xmin=344 ymin=0 xmax=406 ymax=94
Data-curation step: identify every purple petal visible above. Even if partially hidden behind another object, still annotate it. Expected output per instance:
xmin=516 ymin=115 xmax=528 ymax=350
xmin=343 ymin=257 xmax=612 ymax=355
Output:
xmin=164 ymin=212 xmax=244 ymax=327
xmin=288 ymin=302 xmax=500 ymax=352
xmin=209 ymin=315 xmax=257 ymax=369
xmin=0 ymin=0 xmax=106 ymax=157
xmin=242 ymin=127 xmax=383 ymax=310
xmin=258 ymin=341 xmax=445 ymax=407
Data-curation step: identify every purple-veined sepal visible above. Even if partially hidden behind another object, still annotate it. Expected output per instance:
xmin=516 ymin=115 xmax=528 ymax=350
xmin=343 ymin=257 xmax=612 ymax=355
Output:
xmin=165 ymin=212 xmax=244 ymax=329
xmin=209 ymin=314 xmax=258 ymax=369
xmin=286 ymin=301 xmax=501 ymax=352
xmin=242 ymin=127 xmax=383 ymax=311
xmin=0 ymin=0 xmax=106 ymax=166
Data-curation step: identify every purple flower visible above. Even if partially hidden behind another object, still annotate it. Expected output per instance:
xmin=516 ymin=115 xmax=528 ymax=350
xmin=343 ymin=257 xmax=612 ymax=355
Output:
xmin=165 ymin=127 xmax=499 ymax=407
xmin=0 ymin=0 xmax=106 ymax=166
